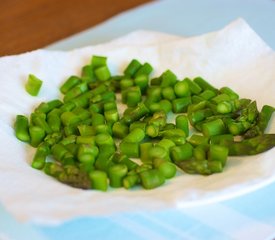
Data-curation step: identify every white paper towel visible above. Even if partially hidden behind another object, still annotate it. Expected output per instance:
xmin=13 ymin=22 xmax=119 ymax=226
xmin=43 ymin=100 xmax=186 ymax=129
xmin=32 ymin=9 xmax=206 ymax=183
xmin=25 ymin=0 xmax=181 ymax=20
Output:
xmin=0 ymin=19 xmax=274 ymax=225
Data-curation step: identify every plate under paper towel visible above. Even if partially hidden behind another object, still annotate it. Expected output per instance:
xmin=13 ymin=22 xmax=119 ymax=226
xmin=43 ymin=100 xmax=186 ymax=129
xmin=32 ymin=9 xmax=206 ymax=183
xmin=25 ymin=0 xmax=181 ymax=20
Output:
xmin=0 ymin=18 xmax=274 ymax=225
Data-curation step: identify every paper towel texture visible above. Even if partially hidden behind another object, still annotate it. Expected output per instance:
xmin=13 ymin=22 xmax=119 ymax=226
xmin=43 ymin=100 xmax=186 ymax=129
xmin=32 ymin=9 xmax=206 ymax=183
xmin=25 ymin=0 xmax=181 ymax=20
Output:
xmin=0 ymin=19 xmax=274 ymax=224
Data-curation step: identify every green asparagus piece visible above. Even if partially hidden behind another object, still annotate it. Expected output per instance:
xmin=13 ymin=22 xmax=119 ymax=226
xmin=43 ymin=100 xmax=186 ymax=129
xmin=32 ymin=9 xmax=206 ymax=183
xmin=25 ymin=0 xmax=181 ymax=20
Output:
xmin=94 ymin=66 xmax=111 ymax=81
xmin=104 ymin=109 xmax=119 ymax=125
xmin=112 ymin=122 xmax=129 ymax=139
xmin=72 ymin=107 xmax=91 ymax=121
xmin=60 ymin=76 xmax=81 ymax=94
xmin=184 ymin=78 xmax=202 ymax=95
xmin=169 ymin=136 xmax=186 ymax=146
xmin=59 ymin=102 xmax=76 ymax=112
xmin=134 ymin=74 xmax=149 ymax=93
xmin=111 ymin=152 xmax=138 ymax=170
xmin=135 ymin=163 xmax=153 ymax=174
xmin=124 ymin=59 xmax=142 ymax=77
xmin=175 ymin=115 xmax=189 ymax=137
xmin=188 ymin=108 xmax=213 ymax=125
xmin=174 ymin=80 xmax=190 ymax=97
xmin=119 ymin=141 xmax=140 ymax=158
xmin=150 ymin=77 xmax=161 ymax=86
xmin=153 ymin=159 xmax=177 ymax=179
xmin=120 ymin=78 xmax=134 ymax=92
xmin=172 ymin=97 xmax=192 ymax=113
xmin=72 ymin=91 xmax=93 ymax=108
xmin=29 ymin=126 xmax=45 ymax=147
xmin=123 ymin=174 xmax=140 ymax=189
xmin=145 ymin=86 xmax=162 ymax=105
xmin=121 ymin=102 xmax=149 ymax=125
xmin=125 ymin=86 xmax=142 ymax=107
xmin=47 ymin=111 xmax=61 ymax=132
xmin=63 ymin=82 xmax=88 ymax=102
xmin=193 ymin=144 xmax=208 ymax=161
xmin=188 ymin=134 xmax=209 ymax=146
xmin=211 ymin=93 xmax=231 ymax=104
xmin=221 ymin=134 xmax=275 ymax=156
xmin=199 ymin=90 xmax=217 ymax=100
xmin=95 ymin=133 xmax=114 ymax=147
xmin=210 ymin=134 xmax=233 ymax=145
xmin=81 ymin=65 xmax=95 ymax=83
xmin=134 ymin=62 xmax=153 ymax=77
xmin=51 ymin=143 xmax=69 ymax=162
xmin=60 ymin=111 xmax=81 ymax=126
xmin=150 ymin=99 xmax=172 ymax=114
xmin=35 ymin=100 xmax=63 ymax=114
xmin=139 ymin=169 xmax=165 ymax=189
xmin=93 ymin=151 xmax=115 ymax=172
xmin=162 ymin=87 xmax=176 ymax=101
xmin=89 ymin=170 xmax=108 ymax=191
xmin=14 ymin=115 xmax=30 ymax=142
xmin=108 ymin=164 xmax=128 ymax=188
xmin=59 ymin=167 xmax=91 ymax=189
xmin=129 ymin=121 xmax=147 ymax=132
xmin=77 ymin=144 xmax=99 ymax=164
xmin=31 ymin=113 xmax=52 ymax=134
xmin=123 ymin=128 xmax=145 ymax=142
xmin=91 ymin=55 xmax=107 ymax=68
xmin=103 ymin=100 xmax=117 ymax=111
xmin=76 ymin=135 xmax=96 ymax=145
xmin=156 ymin=139 xmax=176 ymax=152
xmin=25 ymin=74 xmax=43 ymax=96
xmin=208 ymin=144 xmax=228 ymax=166
xmin=255 ymin=105 xmax=274 ymax=132
xmin=237 ymin=101 xmax=258 ymax=123
xmin=140 ymin=142 xmax=154 ymax=163
xmin=176 ymin=159 xmax=211 ymax=175
xmin=170 ymin=143 xmax=193 ymax=163
xmin=60 ymin=135 xmax=76 ymax=145
xmin=149 ymin=145 xmax=170 ymax=162
xmin=43 ymin=132 xmax=62 ymax=146
xmin=244 ymin=105 xmax=275 ymax=138
xmin=202 ymin=119 xmax=226 ymax=137
xmin=44 ymin=162 xmax=64 ymax=177
xmin=160 ymin=70 xmax=177 ymax=87
xmin=220 ymin=87 xmax=239 ymax=100
xmin=217 ymin=101 xmax=233 ymax=114
xmin=193 ymin=77 xmax=218 ymax=93
xmin=31 ymin=143 xmax=50 ymax=169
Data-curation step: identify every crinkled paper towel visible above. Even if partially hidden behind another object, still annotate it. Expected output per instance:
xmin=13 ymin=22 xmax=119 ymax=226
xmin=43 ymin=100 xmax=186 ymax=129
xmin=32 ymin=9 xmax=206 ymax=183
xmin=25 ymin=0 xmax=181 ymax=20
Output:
xmin=0 ymin=19 xmax=274 ymax=224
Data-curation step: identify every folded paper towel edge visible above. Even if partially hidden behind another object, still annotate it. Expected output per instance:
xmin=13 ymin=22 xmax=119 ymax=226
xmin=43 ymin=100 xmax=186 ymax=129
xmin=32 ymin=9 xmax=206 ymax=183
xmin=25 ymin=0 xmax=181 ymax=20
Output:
xmin=66 ymin=18 xmax=275 ymax=54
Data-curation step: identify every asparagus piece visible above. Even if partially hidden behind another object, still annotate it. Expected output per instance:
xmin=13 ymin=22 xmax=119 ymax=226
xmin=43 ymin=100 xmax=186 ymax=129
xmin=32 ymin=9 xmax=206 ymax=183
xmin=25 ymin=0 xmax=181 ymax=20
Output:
xmin=139 ymin=169 xmax=165 ymax=189
xmin=59 ymin=168 xmax=91 ymax=189
xmin=14 ymin=115 xmax=30 ymax=142
xmin=222 ymin=134 xmax=275 ymax=155
xmin=153 ymin=159 xmax=177 ymax=179
xmin=25 ymin=74 xmax=43 ymax=96
xmin=193 ymin=76 xmax=218 ymax=93
xmin=174 ymin=80 xmax=190 ymax=97
xmin=124 ymin=59 xmax=142 ymax=77
xmin=108 ymin=164 xmax=128 ymax=188
xmin=60 ymin=76 xmax=81 ymax=94
xmin=123 ymin=174 xmax=140 ymax=189
xmin=121 ymin=102 xmax=149 ymax=125
xmin=244 ymin=105 xmax=274 ymax=138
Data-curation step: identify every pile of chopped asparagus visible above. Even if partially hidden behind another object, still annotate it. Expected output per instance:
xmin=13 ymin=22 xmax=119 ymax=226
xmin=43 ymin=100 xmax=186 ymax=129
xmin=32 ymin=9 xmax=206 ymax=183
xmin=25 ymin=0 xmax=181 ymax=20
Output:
xmin=14 ymin=56 xmax=275 ymax=190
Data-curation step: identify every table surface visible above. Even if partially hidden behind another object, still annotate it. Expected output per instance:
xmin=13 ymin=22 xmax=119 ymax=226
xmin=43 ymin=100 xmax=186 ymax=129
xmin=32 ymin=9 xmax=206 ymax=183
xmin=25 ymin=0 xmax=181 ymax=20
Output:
xmin=1 ymin=0 xmax=275 ymax=240
xmin=0 ymin=0 xmax=152 ymax=56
